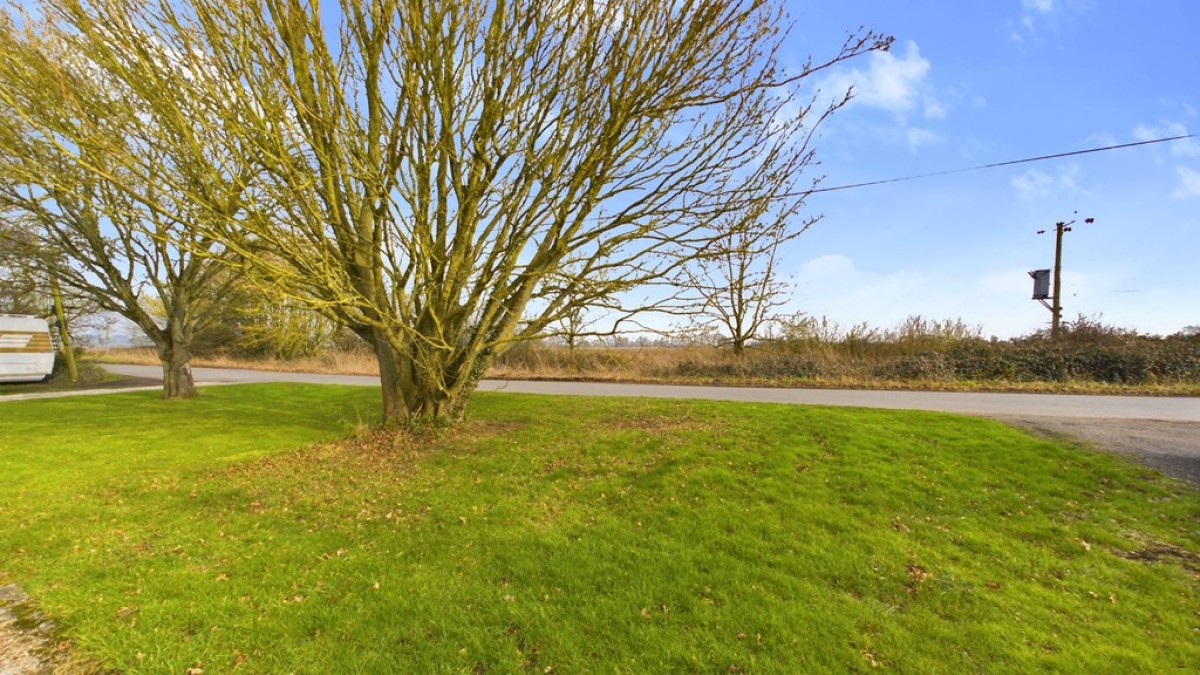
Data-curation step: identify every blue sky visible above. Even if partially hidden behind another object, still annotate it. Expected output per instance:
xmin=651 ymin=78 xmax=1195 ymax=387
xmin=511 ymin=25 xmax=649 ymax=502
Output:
xmin=770 ymin=0 xmax=1198 ymax=337
xmin=21 ymin=0 xmax=1194 ymax=343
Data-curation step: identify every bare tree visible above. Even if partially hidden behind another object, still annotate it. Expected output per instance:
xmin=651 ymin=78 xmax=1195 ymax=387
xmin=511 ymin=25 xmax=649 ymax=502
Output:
xmin=667 ymin=60 xmax=859 ymax=355
xmin=18 ymin=0 xmax=888 ymax=421
xmin=0 ymin=11 xmax=250 ymax=397
xmin=674 ymin=203 xmax=812 ymax=354
xmin=538 ymin=260 xmax=628 ymax=362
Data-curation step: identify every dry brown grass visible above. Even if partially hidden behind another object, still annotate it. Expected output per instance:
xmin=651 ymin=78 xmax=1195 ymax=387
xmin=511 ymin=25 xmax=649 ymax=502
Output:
xmin=88 ymin=343 xmax=1200 ymax=396
xmin=92 ymin=346 xmax=381 ymax=375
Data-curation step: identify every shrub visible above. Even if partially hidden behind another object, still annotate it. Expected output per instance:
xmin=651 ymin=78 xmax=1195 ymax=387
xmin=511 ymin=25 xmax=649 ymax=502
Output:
xmin=871 ymin=352 xmax=952 ymax=381
xmin=51 ymin=349 xmax=107 ymax=384
xmin=1144 ymin=338 xmax=1200 ymax=382
xmin=1055 ymin=347 xmax=1142 ymax=384
xmin=665 ymin=349 xmax=823 ymax=380
xmin=947 ymin=341 xmax=1017 ymax=380
xmin=888 ymin=315 xmax=983 ymax=353
xmin=491 ymin=315 xmax=1200 ymax=386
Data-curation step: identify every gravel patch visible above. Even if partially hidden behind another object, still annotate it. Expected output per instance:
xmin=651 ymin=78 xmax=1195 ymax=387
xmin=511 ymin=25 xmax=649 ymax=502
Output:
xmin=994 ymin=416 xmax=1200 ymax=488
xmin=0 ymin=584 xmax=64 ymax=675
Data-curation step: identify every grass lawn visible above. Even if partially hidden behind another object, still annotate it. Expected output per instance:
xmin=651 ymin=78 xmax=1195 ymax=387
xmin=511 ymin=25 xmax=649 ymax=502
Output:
xmin=0 ymin=385 xmax=1196 ymax=673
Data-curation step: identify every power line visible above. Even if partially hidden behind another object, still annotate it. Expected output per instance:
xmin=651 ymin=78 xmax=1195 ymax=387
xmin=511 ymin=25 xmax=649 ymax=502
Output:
xmin=811 ymin=134 xmax=1195 ymax=194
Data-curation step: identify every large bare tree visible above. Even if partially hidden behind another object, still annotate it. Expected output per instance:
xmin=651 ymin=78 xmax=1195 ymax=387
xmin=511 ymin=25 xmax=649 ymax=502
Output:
xmin=0 ymin=11 xmax=250 ymax=397
xmin=17 ymin=0 xmax=887 ymax=421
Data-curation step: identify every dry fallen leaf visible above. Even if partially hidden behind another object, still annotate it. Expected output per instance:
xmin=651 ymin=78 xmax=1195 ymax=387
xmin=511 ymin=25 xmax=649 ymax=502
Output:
xmin=116 ymin=606 xmax=137 ymax=620
xmin=907 ymin=564 xmax=932 ymax=583
xmin=1080 ymin=539 xmax=1092 ymax=552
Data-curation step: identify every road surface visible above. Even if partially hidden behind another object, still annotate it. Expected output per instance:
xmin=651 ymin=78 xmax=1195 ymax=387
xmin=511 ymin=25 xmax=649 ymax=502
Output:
xmin=99 ymin=363 xmax=1200 ymax=421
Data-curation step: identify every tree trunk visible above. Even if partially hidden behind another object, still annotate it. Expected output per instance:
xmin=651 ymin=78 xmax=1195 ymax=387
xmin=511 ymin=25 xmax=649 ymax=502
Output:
xmin=157 ymin=341 xmax=196 ymax=399
xmin=731 ymin=336 xmax=747 ymax=355
xmin=373 ymin=334 xmax=410 ymax=425
xmin=363 ymin=328 xmax=491 ymax=426
xmin=154 ymin=310 xmax=198 ymax=399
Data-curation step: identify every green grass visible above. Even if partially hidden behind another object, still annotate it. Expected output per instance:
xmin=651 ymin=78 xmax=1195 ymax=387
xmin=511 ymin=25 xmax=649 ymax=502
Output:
xmin=0 ymin=385 xmax=1196 ymax=673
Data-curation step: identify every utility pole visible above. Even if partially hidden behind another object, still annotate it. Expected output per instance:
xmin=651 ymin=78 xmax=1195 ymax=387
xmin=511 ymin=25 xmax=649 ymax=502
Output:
xmin=1036 ymin=213 xmax=1094 ymax=340
xmin=1049 ymin=220 xmax=1067 ymax=340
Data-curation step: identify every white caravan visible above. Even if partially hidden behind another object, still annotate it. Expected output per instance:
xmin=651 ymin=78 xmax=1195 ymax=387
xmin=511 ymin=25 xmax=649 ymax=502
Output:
xmin=0 ymin=314 xmax=55 ymax=383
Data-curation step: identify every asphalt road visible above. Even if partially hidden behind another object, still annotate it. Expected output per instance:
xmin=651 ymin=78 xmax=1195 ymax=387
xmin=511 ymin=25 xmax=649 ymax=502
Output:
xmin=101 ymin=363 xmax=1200 ymax=421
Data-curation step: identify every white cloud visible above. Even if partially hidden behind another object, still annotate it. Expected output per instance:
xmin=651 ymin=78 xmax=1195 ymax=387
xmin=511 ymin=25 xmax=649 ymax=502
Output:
xmin=906 ymin=128 xmax=940 ymax=149
xmin=1011 ymin=170 xmax=1054 ymax=199
xmin=792 ymin=255 xmax=928 ymax=324
xmin=1010 ymin=0 xmax=1087 ymax=44
xmin=818 ymin=41 xmax=949 ymax=151
xmin=798 ymin=254 xmax=857 ymax=277
xmin=1172 ymin=166 xmax=1200 ymax=199
xmin=923 ymin=97 xmax=946 ymax=120
xmin=979 ymin=268 xmax=1036 ymax=295
xmin=1011 ymin=165 xmax=1086 ymax=200
xmin=782 ymin=252 xmax=1198 ymax=339
xmin=791 ymin=256 xmax=1066 ymax=338
xmin=1133 ymin=121 xmax=1199 ymax=157
xmin=832 ymin=41 xmax=938 ymax=119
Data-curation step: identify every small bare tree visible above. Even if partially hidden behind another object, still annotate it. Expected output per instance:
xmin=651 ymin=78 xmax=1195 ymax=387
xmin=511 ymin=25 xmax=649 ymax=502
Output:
xmin=18 ymin=0 xmax=888 ymax=422
xmin=668 ymin=64 xmax=858 ymax=355
xmin=674 ymin=203 xmax=811 ymax=354
xmin=538 ymin=261 xmax=629 ymax=363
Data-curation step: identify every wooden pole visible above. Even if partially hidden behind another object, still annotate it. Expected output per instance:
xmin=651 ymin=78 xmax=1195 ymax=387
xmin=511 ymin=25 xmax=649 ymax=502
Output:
xmin=1051 ymin=221 xmax=1065 ymax=340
